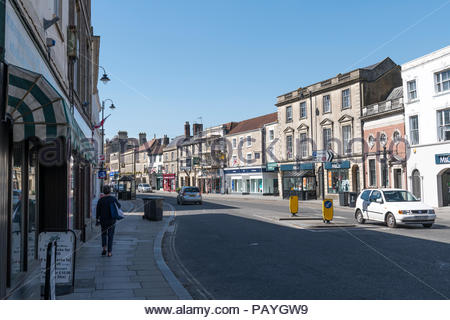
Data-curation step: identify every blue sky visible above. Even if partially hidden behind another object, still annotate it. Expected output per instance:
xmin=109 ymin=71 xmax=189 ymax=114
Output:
xmin=92 ymin=0 xmax=450 ymax=140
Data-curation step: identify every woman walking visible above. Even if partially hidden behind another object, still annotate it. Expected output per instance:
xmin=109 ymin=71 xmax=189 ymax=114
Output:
xmin=96 ymin=185 xmax=121 ymax=257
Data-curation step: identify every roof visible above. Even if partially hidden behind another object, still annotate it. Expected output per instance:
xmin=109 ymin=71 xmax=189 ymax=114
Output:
xmin=165 ymin=135 xmax=184 ymax=150
xmin=149 ymin=144 xmax=164 ymax=155
xmin=135 ymin=138 xmax=157 ymax=152
xmin=228 ymin=113 xmax=278 ymax=135
xmin=385 ymin=86 xmax=403 ymax=101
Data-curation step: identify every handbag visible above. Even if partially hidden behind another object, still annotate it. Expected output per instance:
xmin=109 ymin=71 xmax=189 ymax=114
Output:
xmin=110 ymin=201 xmax=124 ymax=220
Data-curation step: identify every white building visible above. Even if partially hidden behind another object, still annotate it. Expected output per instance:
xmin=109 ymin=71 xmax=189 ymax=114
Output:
xmin=402 ymin=46 xmax=450 ymax=207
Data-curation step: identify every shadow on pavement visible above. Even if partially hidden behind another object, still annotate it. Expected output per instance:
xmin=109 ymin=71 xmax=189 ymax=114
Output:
xmin=168 ymin=213 xmax=450 ymax=300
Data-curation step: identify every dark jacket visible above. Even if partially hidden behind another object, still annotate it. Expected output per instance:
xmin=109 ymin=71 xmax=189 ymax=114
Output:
xmin=96 ymin=195 xmax=121 ymax=225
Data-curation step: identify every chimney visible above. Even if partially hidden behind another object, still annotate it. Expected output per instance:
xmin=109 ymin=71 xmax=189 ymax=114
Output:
xmin=184 ymin=121 xmax=190 ymax=137
xmin=163 ymin=134 xmax=170 ymax=146
xmin=139 ymin=132 xmax=147 ymax=145
xmin=193 ymin=123 xmax=203 ymax=136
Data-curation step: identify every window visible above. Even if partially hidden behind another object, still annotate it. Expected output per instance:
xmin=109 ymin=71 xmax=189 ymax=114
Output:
xmin=409 ymin=116 xmax=419 ymax=145
xmin=323 ymin=128 xmax=332 ymax=150
xmin=300 ymin=102 xmax=307 ymax=118
xmin=171 ymin=164 xmax=174 ymax=173
xmin=411 ymin=169 xmax=421 ymax=200
xmin=342 ymin=89 xmax=350 ymax=109
xmin=437 ymin=109 xmax=450 ymax=141
xmin=369 ymin=190 xmax=382 ymax=202
xmin=255 ymin=152 xmax=260 ymax=159
xmin=246 ymin=153 xmax=252 ymax=162
xmin=435 ymin=69 xmax=450 ymax=93
xmin=380 ymin=133 xmax=387 ymax=146
xmin=300 ymin=133 xmax=308 ymax=158
xmin=247 ymin=135 xmax=252 ymax=147
xmin=286 ymin=135 xmax=293 ymax=159
xmin=171 ymin=152 xmax=174 ymax=160
xmin=323 ymin=95 xmax=331 ymax=113
xmin=407 ymin=80 xmax=417 ymax=100
xmin=393 ymin=131 xmax=401 ymax=144
xmin=342 ymin=125 xmax=352 ymax=153
xmin=360 ymin=190 xmax=371 ymax=201
xmin=239 ymin=137 xmax=244 ymax=146
xmin=369 ymin=159 xmax=376 ymax=186
xmin=165 ymin=153 xmax=168 ymax=161
xmin=368 ymin=135 xmax=375 ymax=148
xmin=232 ymin=138 xmax=237 ymax=149
xmin=269 ymin=130 xmax=274 ymax=141
xmin=286 ymin=106 xmax=293 ymax=122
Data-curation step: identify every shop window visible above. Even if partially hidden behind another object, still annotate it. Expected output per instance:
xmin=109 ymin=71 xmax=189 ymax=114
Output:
xmin=28 ymin=150 xmax=38 ymax=263
xmin=327 ymin=169 xmax=349 ymax=194
xmin=11 ymin=143 xmax=24 ymax=282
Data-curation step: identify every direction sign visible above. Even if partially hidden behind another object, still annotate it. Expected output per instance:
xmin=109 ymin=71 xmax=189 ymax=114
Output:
xmin=312 ymin=150 xmax=327 ymax=162
xmin=326 ymin=150 xmax=334 ymax=162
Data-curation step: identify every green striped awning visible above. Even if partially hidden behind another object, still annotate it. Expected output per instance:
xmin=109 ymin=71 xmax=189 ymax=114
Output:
xmin=6 ymin=65 xmax=96 ymax=162
xmin=7 ymin=65 xmax=71 ymax=142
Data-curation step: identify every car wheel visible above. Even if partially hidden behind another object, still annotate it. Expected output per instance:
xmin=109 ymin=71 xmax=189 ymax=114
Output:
xmin=355 ymin=209 xmax=365 ymax=224
xmin=198 ymin=201 xmax=202 ymax=205
xmin=423 ymin=223 xmax=433 ymax=228
xmin=386 ymin=212 xmax=397 ymax=228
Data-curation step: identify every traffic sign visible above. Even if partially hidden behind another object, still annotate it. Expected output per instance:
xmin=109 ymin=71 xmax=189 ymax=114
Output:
xmin=326 ymin=150 xmax=334 ymax=162
xmin=98 ymin=154 xmax=105 ymax=161
xmin=312 ymin=150 xmax=327 ymax=162
xmin=98 ymin=170 xmax=107 ymax=179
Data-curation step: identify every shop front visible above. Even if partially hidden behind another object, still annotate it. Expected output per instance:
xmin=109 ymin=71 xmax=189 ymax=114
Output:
xmin=280 ymin=163 xmax=317 ymax=199
xmin=0 ymin=64 xmax=96 ymax=299
xmin=163 ymin=173 xmax=176 ymax=191
xmin=435 ymin=154 xmax=450 ymax=207
xmin=198 ymin=169 xmax=221 ymax=193
xmin=224 ymin=167 xmax=278 ymax=195
xmin=325 ymin=161 xmax=351 ymax=194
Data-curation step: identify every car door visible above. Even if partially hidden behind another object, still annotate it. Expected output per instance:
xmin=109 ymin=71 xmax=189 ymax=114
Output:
xmin=360 ymin=190 xmax=372 ymax=219
xmin=367 ymin=190 xmax=384 ymax=221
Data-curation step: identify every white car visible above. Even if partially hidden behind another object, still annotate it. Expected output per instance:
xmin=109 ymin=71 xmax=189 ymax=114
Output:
xmin=354 ymin=189 xmax=436 ymax=228
xmin=137 ymin=183 xmax=152 ymax=193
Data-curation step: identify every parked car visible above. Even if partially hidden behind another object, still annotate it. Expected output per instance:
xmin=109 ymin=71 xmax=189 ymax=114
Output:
xmin=177 ymin=186 xmax=202 ymax=205
xmin=354 ymin=188 xmax=436 ymax=228
xmin=138 ymin=183 xmax=152 ymax=193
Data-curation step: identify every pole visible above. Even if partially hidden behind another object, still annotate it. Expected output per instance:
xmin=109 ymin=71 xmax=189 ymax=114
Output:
xmin=100 ymin=101 xmax=105 ymax=191
xmin=383 ymin=145 xmax=387 ymax=188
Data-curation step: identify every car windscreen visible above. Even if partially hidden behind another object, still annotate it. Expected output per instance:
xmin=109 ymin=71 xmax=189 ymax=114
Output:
xmin=143 ymin=184 xmax=150 ymax=187
xmin=383 ymin=190 xmax=418 ymax=202
xmin=184 ymin=187 xmax=200 ymax=193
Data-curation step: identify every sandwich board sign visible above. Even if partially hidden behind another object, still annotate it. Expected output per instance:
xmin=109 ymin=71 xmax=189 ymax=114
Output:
xmin=38 ymin=231 xmax=76 ymax=296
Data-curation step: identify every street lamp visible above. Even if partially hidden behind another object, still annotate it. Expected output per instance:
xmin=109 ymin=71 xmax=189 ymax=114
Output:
xmin=99 ymin=66 xmax=110 ymax=84
xmin=100 ymin=99 xmax=116 ymax=190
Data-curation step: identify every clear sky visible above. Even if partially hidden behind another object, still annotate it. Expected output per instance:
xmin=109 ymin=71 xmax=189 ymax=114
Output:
xmin=92 ymin=0 xmax=450 ymax=140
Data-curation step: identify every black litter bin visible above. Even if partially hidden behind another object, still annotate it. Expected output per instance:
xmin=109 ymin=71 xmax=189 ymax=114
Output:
xmin=348 ymin=192 xmax=358 ymax=208
xmin=339 ymin=192 xmax=349 ymax=206
xmin=142 ymin=197 xmax=164 ymax=221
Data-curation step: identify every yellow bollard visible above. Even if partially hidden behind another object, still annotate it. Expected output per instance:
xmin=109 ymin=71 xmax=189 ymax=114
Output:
xmin=289 ymin=195 xmax=298 ymax=215
xmin=322 ymin=199 xmax=333 ymax=223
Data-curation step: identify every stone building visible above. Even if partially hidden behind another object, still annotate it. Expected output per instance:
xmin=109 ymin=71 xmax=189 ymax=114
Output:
xmin=224 ymin=113 xmax=278 ymax=195
xmin=0 ymin=0 xmax=102 ymax=299
xmin=276 ymin=58 xmax=402 ymax=199
xmin=163 ymin=135 xmax=184 ymax=191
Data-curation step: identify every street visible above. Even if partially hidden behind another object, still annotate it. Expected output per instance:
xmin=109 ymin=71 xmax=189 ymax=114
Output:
xmin=156 ymin=192 xmax=450 ymax=300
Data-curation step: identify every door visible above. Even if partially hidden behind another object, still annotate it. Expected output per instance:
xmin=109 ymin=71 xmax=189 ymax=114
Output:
xmin=367 ymin=190 xmax=384 ymax=221
xmin=394 ymin=169 xmax=402 ymax=189
xmin=442 ymin=169 xmax=450 ymax=206
xmin=412 ymin=169 xmax=421 ymax=200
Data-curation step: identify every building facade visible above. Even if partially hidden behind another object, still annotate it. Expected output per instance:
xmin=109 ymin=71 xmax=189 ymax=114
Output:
xmin=224 ymin=113 xmax=278 ymax=195
xmin=402 ymin=46 xmax=450 ymax=207
xmin=362 ymin=86 xmax=407 ymax=190
xmin=163 ymin=135 xmax=183 ymax=191
xmin=0 ymin=0 xmax=100 ymax=299
xmin=276 ymin=58 xmax=402 ymax=199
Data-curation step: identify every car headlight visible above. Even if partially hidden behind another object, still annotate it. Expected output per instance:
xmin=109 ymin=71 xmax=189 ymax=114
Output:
xmin=398 ymin=210 xmax=411 ymax=215
xmin=428 ymin=209 xmax=435 ymax=215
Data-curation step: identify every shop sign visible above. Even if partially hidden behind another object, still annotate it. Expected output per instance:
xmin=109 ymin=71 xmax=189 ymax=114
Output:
xmin=180 ymin=166 xmax=191 ymax=171
xmin=435 ymin=153 xmax=450 ymax=165
xmin=324 ymin=160 xmax=350 ymax=170
xmin=224 ymin=168 xmax=263 ymax=174
xmin=280 ymin=163 xmax=314 ymax=171
xmin=38 ymin=231 xmax=76 ymax=290
xmin=266 ymin=162 xmax=278 ymax=171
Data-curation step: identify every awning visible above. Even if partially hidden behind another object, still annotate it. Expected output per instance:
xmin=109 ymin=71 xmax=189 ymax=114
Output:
xmin=6 ymin=65 xmax=95 ymax=162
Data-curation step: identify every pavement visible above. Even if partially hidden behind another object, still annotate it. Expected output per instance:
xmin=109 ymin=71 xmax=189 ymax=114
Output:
xmin=59 ymin=197 xmax=191 ymax=300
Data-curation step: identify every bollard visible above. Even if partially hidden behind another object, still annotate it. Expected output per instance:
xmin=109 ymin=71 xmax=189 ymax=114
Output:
xmin=289 ymin=195 xmax=298 ymax=216
xmin=322 ymin=199 xmax=333 ymax=223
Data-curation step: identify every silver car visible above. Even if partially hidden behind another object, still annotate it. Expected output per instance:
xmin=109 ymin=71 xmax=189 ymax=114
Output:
xmin=138 ymin=183 xmax=152 ymax=193
xmin=177 ymin=186 xmax=202 ymax=205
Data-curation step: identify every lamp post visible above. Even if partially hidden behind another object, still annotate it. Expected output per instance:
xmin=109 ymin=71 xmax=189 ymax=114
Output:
xmin=99 ymin=66 xmax=111 ymax=85
xmin=100 ymin=99 xmax=116 ymax=190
